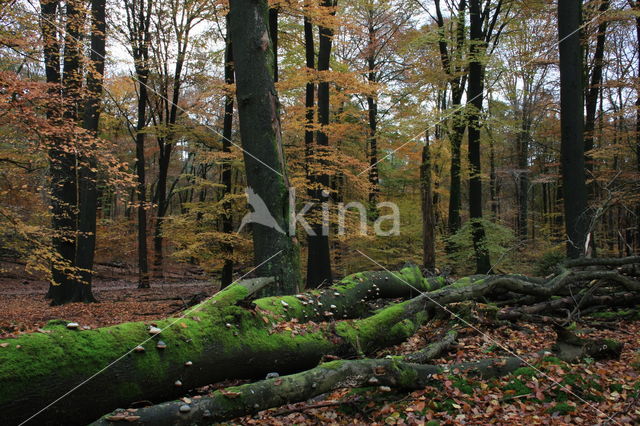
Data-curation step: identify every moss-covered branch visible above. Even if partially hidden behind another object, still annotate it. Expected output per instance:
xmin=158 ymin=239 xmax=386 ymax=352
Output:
xmin=0 ymin=268 xmax=440 ymax=425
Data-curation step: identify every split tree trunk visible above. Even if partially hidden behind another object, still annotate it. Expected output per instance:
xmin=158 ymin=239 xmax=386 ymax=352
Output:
xmin=306 ymin=0 xmax=337 ymax=289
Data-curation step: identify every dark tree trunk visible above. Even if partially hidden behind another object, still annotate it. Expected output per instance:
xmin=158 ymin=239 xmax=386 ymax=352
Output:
xmin=304 ymin=12 xmax=315 ymax=177
xmin=434 ymin=0 xmax=467 ymax=238
xmin=467 ymin=0 xmax=491 ymax=273
xmin=558 ymin=0 xmax=589 ymax=258
xmin=46 ymin=0 xmax=83 ymax=305
xmin=153 ymin=28 xmax=188 ymax=278
xmin=516 ymin=108 xmax=531 ymax=240
xmin=269 ymin=6 xmax=278 ymax=83
xmin=584 ymin=0 xmax=609 ymax=181
xmin=75 ymin=0 xmax=106 ymax=303
xmin=367 ymin=24 xmax=379 ymax=208
xmin=125 ymin=0 xmax=152 ymax=288
xmin=221 ymin=16 xmax=235 ymax=289
xmin=489 ymin=133 xmax=498 ymax=217
xmin=421 ymin=134 xmax=436 ymax=271
xmin=306 ymin=0 xmax=336 ymax=289
xmin=630 ymin=0 xmax=639 ymax=253
xmin=228 ymin=0 xmax=302 ymax=294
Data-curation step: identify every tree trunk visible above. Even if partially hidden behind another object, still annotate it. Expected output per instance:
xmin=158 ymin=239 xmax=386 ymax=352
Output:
xmin=421 ymin=134 xmax=436 ymax=271
xmin=75 ymin=0 xmax=106 ymax=303
xmin=91 ymin=355 xmax=527 ymax=426
xmin=229 ymin=0 xmax=302 ymax=295
xmin=516 ymin=105 xmax=531 ymax=240
xmin=367 ymin=23 xmax=379 ymax=208
xmin=304 ymin=11 xmax=315 ymax=178
xmin=306 ymin=0 xmax=337 ymax=289
xmin=467 ymin=0 xmax=491 ymax=274
xmin=584 ymin=0 xmax=609 ymax=182
xmin=558 ymin=0 xmax=589 ymax=259
xmin=221 ymin=16 xmax=235 ymax=289
xmin=125 ymin=0 xmax=152 ymax=289
xmin=269 ymin=6 xmax=278 ymax=83
xmin=46 ymin=0 xmax=83 ymax=305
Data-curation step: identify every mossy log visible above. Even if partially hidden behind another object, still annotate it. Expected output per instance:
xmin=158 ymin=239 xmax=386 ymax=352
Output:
xmin=91 ymin=356 xmax=525 ymax=425
xmin=0 ymin=267 xmax=438 ymax=425
xmin=91 ymin=330 xmax=621 ymax=425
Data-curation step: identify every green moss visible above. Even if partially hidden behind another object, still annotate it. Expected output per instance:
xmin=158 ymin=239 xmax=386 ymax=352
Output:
xmin=547 ymin=402 xmax=575 ymax=415
xmin=452 ymin=376 xmax=475 ymax=394
xmin=504 ymin=378 xmax=531 ymax=397
xmin=393 ymin=361 xmax=418 ymax=387
xmin=609 ymin=383 xmax=623 ymax=392
xmin=513 ymin=367 xmax=536 ymax=378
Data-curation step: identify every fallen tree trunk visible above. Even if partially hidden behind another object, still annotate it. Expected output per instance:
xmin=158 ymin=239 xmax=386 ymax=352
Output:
xmin=91 ymin=330 xmax=620 ymax=425
xmin=0 ymin=266 xmax=438 ymax=425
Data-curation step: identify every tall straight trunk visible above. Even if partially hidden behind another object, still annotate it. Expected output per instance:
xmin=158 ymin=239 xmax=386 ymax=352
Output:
xmin=367 ymin=25 xmax=379 ymax=207
xmin=306 ymin=0 xmax=336 ymax=289
xmin=436 ymin=0 xmax=467 ymax=237
xmin=467 ymin=0 xmax=491 ymax=273
xmin=75 ymin=0 xmax=106 ymax=302
xmin=47 ymin=0 xmax=83 ymax=305
xmin=269 ymin=7 xmax=278 ymax=83
xmin=516 ymin=108 xmax=531 ymax=240
xmin=125 ymin=0 xmax=152 ymax=288
xmin=489 ymin=133 xmax=498 ymax=217
xmin=421 ymin=133 xmax=436 ymax=270
xmin=228 ymin=0 xmax=302 ymax=295
xmin=632 ymin=0 xmax=640 ymax=253
xmin=135 ymin=87 xmax=150 ymax=289
xmin=558 ymin=0 xmax=589 ymax=258
xmin=221 ymin=17 xmax=235 ymax=289
xmin=447 ymin=116 xmax=465 ymax=235
xmin=153 ymin=25 xmax=189 ymax=277
xmin=304 ymin=12 xmax=315 ymax=177
xmin=584 ymin=0 xmax=609 ymax=181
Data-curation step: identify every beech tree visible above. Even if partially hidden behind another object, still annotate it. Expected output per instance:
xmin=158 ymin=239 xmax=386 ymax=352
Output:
xmin=558 ymin=0 xmax=589 ymax=258
xmin=228 ymin=0 xmax=302 ymax=294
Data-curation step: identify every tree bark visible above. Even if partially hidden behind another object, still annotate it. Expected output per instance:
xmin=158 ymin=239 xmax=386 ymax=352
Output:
xmin=435 ymin=0 xmax=467 ymax=238
xmin=558 ymin=0 xmax=589 ymax=258
xmin=125 ymin=0 xmax=152 ymax=288
xmin=306 ymin=0 xmax=337 ymax=289
xmin=304 ymin=11 xmax=315 ymax=178
xmin=44 ymin=0 xmax=84 ymax=305
xmin=467 ymin=0 xmax=491 ymax=273
xmin=221 ymin=15 xmax=235 ymax=289
xmin=421 ymin=134 xmax=436 ymax=271
xmin=74 ymin=0 xmax=106 ymax=303
xmin=229 ymin=0 xmax=302 ymax=295
xmin=584 ymin=0 xmax=610 ymax=182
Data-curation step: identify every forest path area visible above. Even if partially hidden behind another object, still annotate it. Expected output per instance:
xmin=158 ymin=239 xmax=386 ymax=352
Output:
xmin=0 ymin=260 xmax=215 ymax=338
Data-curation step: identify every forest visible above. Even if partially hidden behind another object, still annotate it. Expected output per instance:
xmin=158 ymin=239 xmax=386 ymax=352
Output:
xmin=0 ymin=0 xmax=640 ymax=424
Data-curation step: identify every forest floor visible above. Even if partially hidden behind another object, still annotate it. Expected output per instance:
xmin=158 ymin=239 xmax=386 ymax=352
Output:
xmin=1 ymin=260 xmax=639 ymax=424
xmin=0 ymin=260 xmax=215 ymax=338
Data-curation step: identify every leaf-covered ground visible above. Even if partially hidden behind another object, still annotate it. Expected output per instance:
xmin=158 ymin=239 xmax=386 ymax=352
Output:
xmin=224 ymin=317 xmax=640 ymax=425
